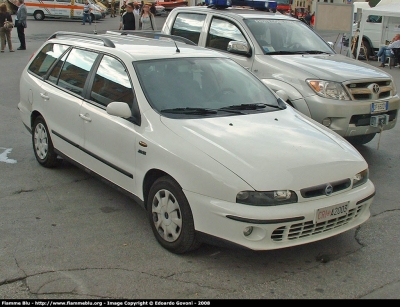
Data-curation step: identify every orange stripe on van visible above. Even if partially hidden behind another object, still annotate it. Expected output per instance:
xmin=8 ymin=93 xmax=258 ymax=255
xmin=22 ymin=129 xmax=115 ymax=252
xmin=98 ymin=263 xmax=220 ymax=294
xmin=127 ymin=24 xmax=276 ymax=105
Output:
xmin=26 ymin=3 xmax=83 ymax=10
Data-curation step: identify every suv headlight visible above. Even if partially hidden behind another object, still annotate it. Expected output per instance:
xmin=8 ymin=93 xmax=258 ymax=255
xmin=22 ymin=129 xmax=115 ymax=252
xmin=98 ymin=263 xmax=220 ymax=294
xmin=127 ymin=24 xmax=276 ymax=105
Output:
xmin=236 ymin=190 xmax=298 ymax=206
xmin=307 ymin=80 xmax=350 ymax=100
xmin=352 ymin=169 xmax=369 ymax=189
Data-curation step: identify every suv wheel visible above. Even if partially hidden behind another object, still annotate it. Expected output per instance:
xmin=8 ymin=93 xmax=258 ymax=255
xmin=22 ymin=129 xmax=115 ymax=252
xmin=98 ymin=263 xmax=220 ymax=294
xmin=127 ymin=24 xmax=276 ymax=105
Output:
xmin=147 ymin=176 xmax=201 ymax=254
xmin=32 ymin=116 xmax=62 ymax=168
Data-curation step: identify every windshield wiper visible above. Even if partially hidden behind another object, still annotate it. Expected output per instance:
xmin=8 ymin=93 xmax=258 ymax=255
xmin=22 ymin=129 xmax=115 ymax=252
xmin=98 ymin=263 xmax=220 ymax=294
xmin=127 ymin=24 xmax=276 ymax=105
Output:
xmin=219 ymin=103 xmax=281 ymax=111
xmin=161 ymin=107 xmax=218 ymax=115
xmin=267 ymin=51 xmax=307 ymax=55
xmin=302 ymin=50 xmax=331 ymax=54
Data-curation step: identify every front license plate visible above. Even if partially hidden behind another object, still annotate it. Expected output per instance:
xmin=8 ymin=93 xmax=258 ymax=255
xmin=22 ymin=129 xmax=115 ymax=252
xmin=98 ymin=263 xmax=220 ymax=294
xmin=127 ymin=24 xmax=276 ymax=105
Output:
xmin=314 ymin=202 xmax=349 ymax=224
xmin=371 ymin=101 xmax=388 ymax=114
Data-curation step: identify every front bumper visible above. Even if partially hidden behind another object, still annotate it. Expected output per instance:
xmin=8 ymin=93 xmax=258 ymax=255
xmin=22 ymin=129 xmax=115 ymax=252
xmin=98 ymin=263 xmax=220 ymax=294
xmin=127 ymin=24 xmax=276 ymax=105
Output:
xmin=304 ymin=94 xmax=400 ymax=137
xmin=185 ymin=180 xmax=375 ymax=251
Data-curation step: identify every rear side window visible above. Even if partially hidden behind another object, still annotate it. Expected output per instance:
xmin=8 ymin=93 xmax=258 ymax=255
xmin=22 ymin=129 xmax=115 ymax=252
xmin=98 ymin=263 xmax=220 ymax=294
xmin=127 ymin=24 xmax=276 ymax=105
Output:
xmin=28 ymin=43 xmax=69 ymax=77
xmin=57 ymin=48 xmax=98 ymax=96
xmin=206 ymin=17 xmax=246 ymax=52
xmin=171 ymin=13 xmax=206 ymax=45
xmin=89 ymin=55 xmax=134 ymax=107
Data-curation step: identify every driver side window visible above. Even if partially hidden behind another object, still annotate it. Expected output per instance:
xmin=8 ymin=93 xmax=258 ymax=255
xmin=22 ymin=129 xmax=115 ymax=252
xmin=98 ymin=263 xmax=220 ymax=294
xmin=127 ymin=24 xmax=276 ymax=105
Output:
xmin=206 ymin=18 xmax=247 ymax=52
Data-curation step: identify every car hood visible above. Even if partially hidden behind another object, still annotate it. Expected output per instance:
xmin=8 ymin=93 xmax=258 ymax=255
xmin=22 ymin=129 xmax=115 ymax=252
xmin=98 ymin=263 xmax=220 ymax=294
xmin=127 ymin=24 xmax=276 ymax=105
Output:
xmin=263 ymin=54 xmax=389 ymax=82
xmin=161 ymin=109 xmax=366 ymax=191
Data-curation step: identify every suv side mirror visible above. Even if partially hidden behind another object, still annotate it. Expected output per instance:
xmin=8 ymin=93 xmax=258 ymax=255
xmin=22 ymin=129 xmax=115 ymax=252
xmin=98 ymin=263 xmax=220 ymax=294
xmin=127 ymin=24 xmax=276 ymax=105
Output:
xmin=227 ymin=41 xmax=252 ymax=57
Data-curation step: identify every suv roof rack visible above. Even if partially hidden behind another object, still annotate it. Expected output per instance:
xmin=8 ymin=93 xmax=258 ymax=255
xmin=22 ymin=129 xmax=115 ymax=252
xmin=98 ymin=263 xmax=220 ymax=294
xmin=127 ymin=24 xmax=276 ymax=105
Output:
xmin=48 ymin=32 xmax=116 ymax=48
xmin=106 ymin=30 xmax=197 ymax=46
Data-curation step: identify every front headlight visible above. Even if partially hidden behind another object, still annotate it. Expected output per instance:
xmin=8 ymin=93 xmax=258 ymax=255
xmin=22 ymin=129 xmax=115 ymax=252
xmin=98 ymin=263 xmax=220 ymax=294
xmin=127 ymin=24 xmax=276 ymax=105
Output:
xmin=352 ymin=169 xmax=369 ymax=189
xmin=236 ymin=190 xmax=298 ymax=206
xmin=307 ymin=80 xmax=350 ymax=100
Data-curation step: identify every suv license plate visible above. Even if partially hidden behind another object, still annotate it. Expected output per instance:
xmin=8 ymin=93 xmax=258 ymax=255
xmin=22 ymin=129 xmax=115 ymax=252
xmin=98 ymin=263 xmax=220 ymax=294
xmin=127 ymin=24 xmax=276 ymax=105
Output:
xmin=371 ymin=101 xmax=388 ymax=114
xmin=314 ymin=202 xmax=349 ymax=224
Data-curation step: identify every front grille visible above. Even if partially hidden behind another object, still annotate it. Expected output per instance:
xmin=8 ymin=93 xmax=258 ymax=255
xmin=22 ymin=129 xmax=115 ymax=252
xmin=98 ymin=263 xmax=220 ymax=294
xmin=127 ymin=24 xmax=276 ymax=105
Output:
xmin=271 ymin=202 xmax=366 ymax=241
xmin=300 ymin=178 xmax=351 ymax=198
xmin=345 ymin=80 xmax=393 ymax=101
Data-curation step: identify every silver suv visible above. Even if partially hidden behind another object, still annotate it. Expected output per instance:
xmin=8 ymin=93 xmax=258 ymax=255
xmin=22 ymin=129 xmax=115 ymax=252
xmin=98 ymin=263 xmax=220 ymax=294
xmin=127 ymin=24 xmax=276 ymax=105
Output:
xmin=162 ymin=6 xmax=400 ymax=145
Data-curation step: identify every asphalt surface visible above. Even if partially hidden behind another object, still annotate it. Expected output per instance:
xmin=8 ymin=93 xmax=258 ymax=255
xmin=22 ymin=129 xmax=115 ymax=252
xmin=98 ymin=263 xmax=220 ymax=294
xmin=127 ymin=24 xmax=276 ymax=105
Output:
xmin=1 ymin=14 xmax=400 ymax=300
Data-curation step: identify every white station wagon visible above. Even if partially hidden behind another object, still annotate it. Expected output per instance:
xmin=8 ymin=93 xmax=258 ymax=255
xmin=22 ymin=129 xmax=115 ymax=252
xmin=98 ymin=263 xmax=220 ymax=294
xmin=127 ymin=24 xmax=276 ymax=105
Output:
xmin=18 ymin=31 xmax=375 ymax=254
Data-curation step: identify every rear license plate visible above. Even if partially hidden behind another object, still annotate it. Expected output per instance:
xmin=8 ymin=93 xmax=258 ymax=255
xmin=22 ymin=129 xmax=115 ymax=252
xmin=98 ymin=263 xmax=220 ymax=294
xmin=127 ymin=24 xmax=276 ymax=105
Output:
xmin=314 ymin=202 xmax=349 ymax=224
xmin=371 ymin=101 xmax=388 ymax=114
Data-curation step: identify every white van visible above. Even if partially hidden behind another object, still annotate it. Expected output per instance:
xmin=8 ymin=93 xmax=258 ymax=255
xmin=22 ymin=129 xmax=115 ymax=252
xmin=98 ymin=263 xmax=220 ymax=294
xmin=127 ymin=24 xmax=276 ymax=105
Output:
xmin=352 ymin=0 xmax=399 ymax=59
xmin=25 ymin=0 xmax=104 ymax=21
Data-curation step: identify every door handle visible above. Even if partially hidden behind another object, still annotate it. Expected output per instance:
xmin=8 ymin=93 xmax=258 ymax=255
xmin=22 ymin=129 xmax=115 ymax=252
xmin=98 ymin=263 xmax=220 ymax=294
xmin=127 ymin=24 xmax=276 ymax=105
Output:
xmin=40 ymin=93 xmax=49 ymax=100
xmin=79 ymin=113 xmax=92 ymax=122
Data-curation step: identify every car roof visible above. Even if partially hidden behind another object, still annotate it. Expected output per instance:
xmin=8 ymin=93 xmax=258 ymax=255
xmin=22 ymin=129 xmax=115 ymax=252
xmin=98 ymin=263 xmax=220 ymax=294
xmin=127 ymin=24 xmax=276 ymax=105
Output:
xmin=46 ymin=31 xmax=228 ymax=61
xmin=172 ymin=6 xmax=296 ymax=21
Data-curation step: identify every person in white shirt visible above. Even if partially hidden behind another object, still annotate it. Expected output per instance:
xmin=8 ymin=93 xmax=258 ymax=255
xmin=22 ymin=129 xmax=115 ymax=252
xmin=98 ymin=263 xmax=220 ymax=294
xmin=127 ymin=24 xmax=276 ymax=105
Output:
xmin=377 ymin=34 xmax=400 ymax=67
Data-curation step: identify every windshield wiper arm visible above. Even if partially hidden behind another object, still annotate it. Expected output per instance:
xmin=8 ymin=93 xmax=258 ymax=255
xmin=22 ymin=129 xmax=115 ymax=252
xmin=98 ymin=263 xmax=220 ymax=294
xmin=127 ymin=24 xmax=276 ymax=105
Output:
xmin=302 ymin=50 xmax=331 ymax=54
xmin=220 ymin=103 xmax=281 ymax=110
xmin=161 ymin=107 xmax=218 ymax=115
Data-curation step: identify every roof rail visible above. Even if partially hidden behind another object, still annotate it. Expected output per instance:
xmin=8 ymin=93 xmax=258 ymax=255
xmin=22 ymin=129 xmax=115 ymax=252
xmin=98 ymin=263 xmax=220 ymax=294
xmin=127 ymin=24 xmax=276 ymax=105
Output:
xmin=47 ymin=32 xmax=116 ymax=48
xmin=106 ymin=30 xmax=197 ymax=46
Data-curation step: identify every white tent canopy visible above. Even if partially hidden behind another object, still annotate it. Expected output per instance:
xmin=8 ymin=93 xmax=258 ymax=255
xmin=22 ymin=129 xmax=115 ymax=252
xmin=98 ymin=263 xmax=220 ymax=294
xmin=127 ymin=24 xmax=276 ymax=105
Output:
xmin=356 ymin=3 xmax=400 ymax=60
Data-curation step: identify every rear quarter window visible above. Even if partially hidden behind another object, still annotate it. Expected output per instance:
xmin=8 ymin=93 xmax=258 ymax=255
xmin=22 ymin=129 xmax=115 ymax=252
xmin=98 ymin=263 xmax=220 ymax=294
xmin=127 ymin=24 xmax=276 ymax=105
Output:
xmin=28 ymin=43 xmax=69 ymax=77
xmin=171 ymin=13 xmax=206 ymax=45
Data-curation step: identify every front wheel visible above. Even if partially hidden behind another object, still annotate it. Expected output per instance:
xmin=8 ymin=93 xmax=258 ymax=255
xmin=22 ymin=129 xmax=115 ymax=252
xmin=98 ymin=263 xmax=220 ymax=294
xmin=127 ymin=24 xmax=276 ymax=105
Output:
xmin=147 ymin=176 xmax=201 ymax=254
xmin=32 ymin=116 xmax=62 ymax=168
xmin=346 ymin=133 xmax=376 ymax=145
xmin=33 ymin=10 xmax=45 ymax=21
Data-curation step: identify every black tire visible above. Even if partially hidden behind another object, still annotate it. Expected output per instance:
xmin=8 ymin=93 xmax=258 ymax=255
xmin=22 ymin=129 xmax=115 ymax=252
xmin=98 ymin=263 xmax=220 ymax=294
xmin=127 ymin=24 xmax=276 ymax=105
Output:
xmin=147 ymin=176 xmax=201 ymax=254
xmin=33 ymin=10 xmax=45 ymax=21
xmin=346 ymin=133 xmax=376 ymax=145
xmin=32 ymin=116 xmax=62 ymax=168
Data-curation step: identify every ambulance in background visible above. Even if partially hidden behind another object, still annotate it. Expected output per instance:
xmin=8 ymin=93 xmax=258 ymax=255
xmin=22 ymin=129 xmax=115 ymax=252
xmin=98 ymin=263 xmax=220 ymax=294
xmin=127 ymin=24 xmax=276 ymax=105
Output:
xmin=25 ymin=0 xmax=104 ymax=21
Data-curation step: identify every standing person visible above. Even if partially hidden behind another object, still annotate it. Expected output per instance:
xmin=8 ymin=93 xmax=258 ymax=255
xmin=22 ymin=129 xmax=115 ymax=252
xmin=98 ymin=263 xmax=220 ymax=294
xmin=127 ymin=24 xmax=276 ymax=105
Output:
xmin=150 ymin=3 xmax=156 ymax=15
xmin=133 ymin=3 xmax=140 ymax=15
xmin=15 ymin=0 xmax=27 ymax=50
xmin=82 ymin=0 xmax=92 ymax=25
xmin=0 ymin=3 xmax=14 ymax=52
xmin=310 ymin=12 xmax=315 ymax=28
xmin=118 ymin=0 xmax=127 ymax=29
xmin=376 ymin=34 xmax=400 ymax=67
xmin=110 ymin=0 xmax=116 ymax=17
xmin=120 ymin=2 xmax=139 ymax=30
xmin=139 ymin=3 xmax=156 ymax=31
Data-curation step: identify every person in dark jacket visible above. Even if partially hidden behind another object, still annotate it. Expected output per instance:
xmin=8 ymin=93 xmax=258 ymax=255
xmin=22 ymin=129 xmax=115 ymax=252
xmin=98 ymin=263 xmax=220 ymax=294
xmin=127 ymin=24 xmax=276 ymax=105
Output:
xmin=120 ymin=2 xmax=139 ymax=30
xmin=15 ymin=0 xmax=27 ymax=50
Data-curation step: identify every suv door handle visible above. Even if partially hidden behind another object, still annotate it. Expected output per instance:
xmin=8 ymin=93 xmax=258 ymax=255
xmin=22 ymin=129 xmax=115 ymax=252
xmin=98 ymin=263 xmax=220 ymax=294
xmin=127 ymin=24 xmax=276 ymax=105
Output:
xmin=79 ymin=113 xmax=92 ymax=122
xmin=40 ymin=93 xmax=49 ymax=100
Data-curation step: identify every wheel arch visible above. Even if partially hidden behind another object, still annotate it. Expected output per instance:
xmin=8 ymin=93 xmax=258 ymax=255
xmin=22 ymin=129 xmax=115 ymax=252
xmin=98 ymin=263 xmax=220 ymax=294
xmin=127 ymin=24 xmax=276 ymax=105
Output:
xmin=31 ymin=110 xmax=43 ymax=130
xmin=142 ymin=169 xmax=174 ymax=210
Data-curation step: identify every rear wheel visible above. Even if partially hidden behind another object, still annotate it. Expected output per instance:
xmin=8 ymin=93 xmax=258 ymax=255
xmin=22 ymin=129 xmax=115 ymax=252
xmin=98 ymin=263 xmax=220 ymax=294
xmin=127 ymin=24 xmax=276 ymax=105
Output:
xmin=33 ymin=10 xmax=45 ymax=21
xmin=32 ymin=116 xmax=62 ymax=168
xmin=147 ymin=176 xmax=201 ymax=254
xmin=346 ymin=133 xmax=376 ymax=145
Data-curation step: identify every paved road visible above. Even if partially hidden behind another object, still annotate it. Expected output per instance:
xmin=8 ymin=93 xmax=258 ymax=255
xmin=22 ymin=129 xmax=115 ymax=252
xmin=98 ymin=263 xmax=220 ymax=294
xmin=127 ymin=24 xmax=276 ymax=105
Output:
xmin=1 ymin=14 xmax=400 ymax=300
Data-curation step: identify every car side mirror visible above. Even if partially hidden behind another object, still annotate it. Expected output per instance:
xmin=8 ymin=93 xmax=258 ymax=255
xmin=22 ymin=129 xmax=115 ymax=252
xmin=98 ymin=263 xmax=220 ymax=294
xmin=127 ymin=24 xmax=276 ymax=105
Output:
xmin=227 ymin=41 xmax=252 ymax=57
xmin=107 ymin=101 xmax=132 ymax=118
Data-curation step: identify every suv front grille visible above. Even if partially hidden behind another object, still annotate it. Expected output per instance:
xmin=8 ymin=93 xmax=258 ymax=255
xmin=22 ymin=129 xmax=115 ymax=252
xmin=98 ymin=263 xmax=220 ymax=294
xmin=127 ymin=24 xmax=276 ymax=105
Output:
xmin=345 ymin=80 xmax=393 ymax=100
xmin=271 ymin=202 xmax=366 ymax=241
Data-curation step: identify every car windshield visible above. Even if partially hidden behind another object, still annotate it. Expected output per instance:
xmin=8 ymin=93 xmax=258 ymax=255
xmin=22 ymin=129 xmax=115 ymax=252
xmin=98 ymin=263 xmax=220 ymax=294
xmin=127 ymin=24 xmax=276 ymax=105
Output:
xmin=135 ymin=57 xmax=281 ymax=118
xmin=245 ymin=19 xmax=335 ymax=55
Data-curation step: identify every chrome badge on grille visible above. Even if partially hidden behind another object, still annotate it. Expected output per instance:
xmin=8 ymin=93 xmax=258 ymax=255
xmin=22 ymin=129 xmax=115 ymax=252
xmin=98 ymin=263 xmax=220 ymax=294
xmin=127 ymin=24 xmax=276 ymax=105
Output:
xmin=325 ymin=184 xmax=333 ymax=196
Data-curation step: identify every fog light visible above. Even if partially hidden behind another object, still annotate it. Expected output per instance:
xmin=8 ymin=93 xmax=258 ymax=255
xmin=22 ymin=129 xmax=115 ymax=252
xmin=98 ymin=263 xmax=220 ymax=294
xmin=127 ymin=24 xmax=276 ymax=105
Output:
xmin=322 ymin=118 xmax=332 ymax=127
xmin=243 ymin=226 xmax=253 ymax=237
